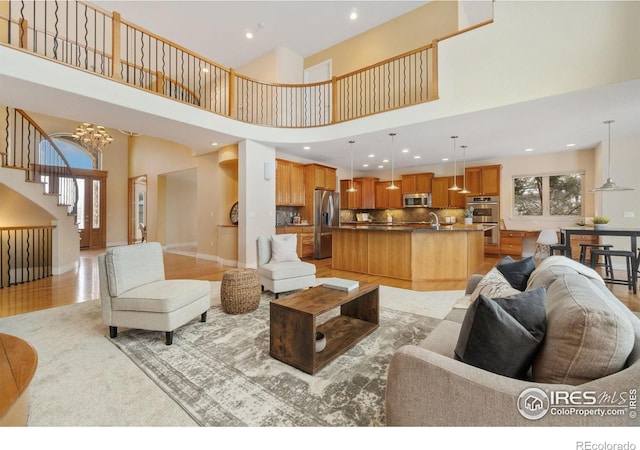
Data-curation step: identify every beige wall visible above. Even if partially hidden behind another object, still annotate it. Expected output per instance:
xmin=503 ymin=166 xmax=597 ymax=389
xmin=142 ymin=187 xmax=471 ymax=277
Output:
xmin=129 ymin=135 xmax=232 ymax=261
xmin=101 ymin=130 xmax=128 ymax=247
xmin=0 ymin=1 xmax=8 ymax=45
xmin=304 ymin=1 xmax=458 ymax=77
xmin=239 ymin=47 xmax=304 ymax=84
xmin=164 ymin=169 xmax=197 ymax=248
xmin=0 ymin=184 xmax=55 ymax=226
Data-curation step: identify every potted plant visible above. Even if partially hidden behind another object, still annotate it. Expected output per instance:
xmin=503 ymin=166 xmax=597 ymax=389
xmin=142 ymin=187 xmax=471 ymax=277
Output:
xmin=592 ymin=216 xmax=610 ymax=230
xmin=463 ymin=207 xmax=474 ymax=225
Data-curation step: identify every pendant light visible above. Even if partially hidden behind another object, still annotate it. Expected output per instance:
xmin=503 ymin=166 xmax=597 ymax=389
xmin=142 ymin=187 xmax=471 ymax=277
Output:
xmin=386 ymin=132 xmax=399 ymax=190
xmin=590 ymin=120 xmax=632 ymax=192
xmin=347 ymin=140 xmax=357 ymax=193
xmin=448 ymin=135 xmax=461 ymax=191
xmin=459 ymin=144 xmax=471 ymax=194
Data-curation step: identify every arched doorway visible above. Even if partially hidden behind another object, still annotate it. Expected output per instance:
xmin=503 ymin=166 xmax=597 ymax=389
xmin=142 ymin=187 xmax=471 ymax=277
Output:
xmin=48 ymin=136 xmax=108 ymax=249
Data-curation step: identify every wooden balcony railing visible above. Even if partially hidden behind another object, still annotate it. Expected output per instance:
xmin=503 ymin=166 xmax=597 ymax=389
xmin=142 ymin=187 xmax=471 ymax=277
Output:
xmin=1 ymin=107 xmax=79 ymax=218
xmin=0 ymin=0 xmax=457 ymax=128
xmin=0 ymin=226 xmax=55 ymax=288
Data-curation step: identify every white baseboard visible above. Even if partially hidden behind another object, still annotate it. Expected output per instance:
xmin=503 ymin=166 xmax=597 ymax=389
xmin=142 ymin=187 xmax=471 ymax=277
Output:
xmin=53 ymin=259 xmax=79 ymax=275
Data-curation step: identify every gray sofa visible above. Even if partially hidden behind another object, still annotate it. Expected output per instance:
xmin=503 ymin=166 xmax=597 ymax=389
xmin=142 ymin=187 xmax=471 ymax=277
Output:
xmin=386 ymin=256 xmax=640 ymax=426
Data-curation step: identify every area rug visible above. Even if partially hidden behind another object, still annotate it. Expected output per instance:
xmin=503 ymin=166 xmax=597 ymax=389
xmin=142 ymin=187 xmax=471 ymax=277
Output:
xmin=110 ymin=288 xmax=446 ymax=427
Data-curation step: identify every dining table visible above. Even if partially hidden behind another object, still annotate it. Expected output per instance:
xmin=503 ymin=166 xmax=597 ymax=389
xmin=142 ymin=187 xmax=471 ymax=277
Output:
xmin=559 ymin=226 xmax=640 ymax=277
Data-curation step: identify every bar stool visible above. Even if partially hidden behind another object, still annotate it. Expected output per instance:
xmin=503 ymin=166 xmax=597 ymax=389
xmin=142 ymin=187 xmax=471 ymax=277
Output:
xmin=550 ymin=244 xmax=567 ymax=256
xmin=589 ymin=249 xmax=637 ymax=294
xmin=580 ymin=243 xmax=614 ymax=276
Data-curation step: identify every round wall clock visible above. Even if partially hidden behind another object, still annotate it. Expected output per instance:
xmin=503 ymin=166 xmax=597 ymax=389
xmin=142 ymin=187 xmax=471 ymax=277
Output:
xmin=230 ymin=202 xmax=239 ymax=225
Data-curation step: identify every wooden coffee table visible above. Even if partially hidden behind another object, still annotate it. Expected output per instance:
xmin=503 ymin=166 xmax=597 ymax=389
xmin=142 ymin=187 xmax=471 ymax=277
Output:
xmin=269 ymin=282 xmax=379 ymax=374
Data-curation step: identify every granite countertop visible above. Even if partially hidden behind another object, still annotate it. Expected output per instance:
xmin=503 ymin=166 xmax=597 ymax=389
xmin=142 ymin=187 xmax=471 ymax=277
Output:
xmin=334 ymin=224 xmax=483 ymax=232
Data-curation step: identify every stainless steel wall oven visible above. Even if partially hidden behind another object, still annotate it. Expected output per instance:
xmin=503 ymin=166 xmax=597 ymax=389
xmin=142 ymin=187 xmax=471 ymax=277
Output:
xmin=466 ymin=196 xmax=500 ymax=246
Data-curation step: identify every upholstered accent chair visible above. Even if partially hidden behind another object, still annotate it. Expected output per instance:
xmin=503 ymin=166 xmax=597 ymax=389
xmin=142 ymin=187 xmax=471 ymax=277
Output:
xmin=98 ymin=242 xmax=211 ymax=345
xmin=256 ymin=234 xmax=316 ymax=298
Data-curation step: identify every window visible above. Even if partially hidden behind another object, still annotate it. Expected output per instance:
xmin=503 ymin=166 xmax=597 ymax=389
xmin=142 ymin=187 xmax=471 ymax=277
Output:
xmin=513 ymin=172 xmax=583 ymax=217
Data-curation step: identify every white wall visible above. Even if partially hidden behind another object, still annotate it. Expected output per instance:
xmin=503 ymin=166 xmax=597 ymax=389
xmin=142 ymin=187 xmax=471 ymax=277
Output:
xmin=459 ymin=1 xmax=493 ymax=29
xmin=238 ymin=140 xmax=276 ymax=268
xmin=595 ymin=135 xmax=640 ymax=252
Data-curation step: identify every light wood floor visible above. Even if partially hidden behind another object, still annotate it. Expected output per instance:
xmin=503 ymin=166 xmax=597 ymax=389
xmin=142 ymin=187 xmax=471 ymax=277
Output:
xmin=1 ymin=249 xmax=638 ymax=318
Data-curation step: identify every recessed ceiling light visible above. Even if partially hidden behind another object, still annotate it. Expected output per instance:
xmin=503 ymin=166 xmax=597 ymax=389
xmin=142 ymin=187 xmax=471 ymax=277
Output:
xmin=245 ymin=31 xmax=253 ymax=39
xmin=303 ymin=146 xmax=310 ymax=150
xmin=382 ymin=159 xmax=389 ymax=163
xmin=442 ymin=157 xmax=449 ymax=161
xmin=368 ymin=154 xmax=375 ymax=158
xmin=414 ymin=155 xmax=421 ymax=159
xmin=363 ymin=164 xmax=369 ymax=167
xmin=378 ymin=165 xmax=384 ymax=168
xmin=402 ymin=149 xmax=409 ymax=153
xmin=350 ymin=11 xmax=358 ymax=20
xmin=210 ymin=142 xmax=218 ymax=146
xmin=566 ymin=143 xmax=576 ymax=147
xmin=525 ymin=148 xmax=534 ymax=152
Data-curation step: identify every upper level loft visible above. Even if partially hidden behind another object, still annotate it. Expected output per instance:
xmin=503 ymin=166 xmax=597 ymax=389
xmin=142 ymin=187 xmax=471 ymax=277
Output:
xmin=2 ymin=1 xmax=638 ymax=165
xmin=0 ymin=0 xmax=492 ymax=129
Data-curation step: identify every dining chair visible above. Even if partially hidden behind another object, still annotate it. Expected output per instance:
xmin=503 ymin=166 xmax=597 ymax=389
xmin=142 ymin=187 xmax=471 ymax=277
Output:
xmin=534 ymin=229 xmax=559 ymax=260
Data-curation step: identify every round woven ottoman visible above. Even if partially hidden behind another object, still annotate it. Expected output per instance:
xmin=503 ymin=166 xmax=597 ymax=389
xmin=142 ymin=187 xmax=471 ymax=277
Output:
xmin=220 ymin=268 xmax=261 ymax=314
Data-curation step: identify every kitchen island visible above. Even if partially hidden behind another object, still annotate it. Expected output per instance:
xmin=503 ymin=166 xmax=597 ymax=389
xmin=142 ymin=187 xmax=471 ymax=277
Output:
xmin=332 ymin=224 xmax=484 ymax=281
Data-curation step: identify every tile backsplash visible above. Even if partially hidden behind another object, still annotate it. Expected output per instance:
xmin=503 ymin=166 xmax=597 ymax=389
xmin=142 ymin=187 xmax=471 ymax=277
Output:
xmin=340 ymin=208 xmax=464 ymax=223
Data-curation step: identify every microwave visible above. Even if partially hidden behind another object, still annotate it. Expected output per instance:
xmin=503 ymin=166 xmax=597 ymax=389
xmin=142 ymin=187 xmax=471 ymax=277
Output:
xmin=403 ymin=193 xmax=432 ymax=208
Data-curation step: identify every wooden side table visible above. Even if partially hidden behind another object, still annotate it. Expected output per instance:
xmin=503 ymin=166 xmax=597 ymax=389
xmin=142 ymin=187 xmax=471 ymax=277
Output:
xmin=0 ymin=334 xmax=38 ymax=426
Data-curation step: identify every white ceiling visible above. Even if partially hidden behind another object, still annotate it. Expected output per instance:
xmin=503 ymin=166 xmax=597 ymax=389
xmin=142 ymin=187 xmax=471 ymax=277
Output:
xmin=6 ymin=1 xmax=640 ymax=174
xmin=91 ymin=1 xmax=427 ymax=69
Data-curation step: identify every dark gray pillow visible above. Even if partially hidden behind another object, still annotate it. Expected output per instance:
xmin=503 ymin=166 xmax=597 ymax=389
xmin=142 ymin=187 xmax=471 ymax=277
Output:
xmin=454 ymin=287 xmax=547 ymax=379
xmin=497 ymin=256 xmax=535 ymax=291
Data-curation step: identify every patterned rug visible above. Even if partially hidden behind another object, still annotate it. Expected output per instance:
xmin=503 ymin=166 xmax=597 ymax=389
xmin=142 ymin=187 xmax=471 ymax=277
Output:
xmin=110 ymin=289 xmax=445 ymax=426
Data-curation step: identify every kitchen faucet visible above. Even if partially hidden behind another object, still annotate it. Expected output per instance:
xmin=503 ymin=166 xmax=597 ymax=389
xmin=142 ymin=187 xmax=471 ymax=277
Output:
xmin=429 ymin=212 xmax=440 ymax=229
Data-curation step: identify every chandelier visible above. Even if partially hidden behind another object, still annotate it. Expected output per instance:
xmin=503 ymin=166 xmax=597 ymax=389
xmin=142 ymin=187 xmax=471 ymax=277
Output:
xmin=72 ymin=123 xmax=114 ymax=153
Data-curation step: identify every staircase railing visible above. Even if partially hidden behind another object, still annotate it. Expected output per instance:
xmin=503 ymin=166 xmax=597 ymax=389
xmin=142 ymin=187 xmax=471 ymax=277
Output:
xmin=2 ymin=107 xmax=79 ymax=217
xmin=0 ymin=226 xmax=55 ymax=288
xmin=0 ymin=0 xmax=460 ymax=128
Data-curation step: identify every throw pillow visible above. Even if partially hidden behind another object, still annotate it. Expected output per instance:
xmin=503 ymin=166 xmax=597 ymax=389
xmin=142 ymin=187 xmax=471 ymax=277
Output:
xmin=497 ymin=256 xmax=536 ymax=291
xmin=532 ymin=274 xmax=635 ymax=385
xmin=469 ymin=267 xmax=521 ymax=302
xmin=454 ymin=287 xmax=547 ymax=379
xmin=269 ymin=234 xmax=301 ymax=263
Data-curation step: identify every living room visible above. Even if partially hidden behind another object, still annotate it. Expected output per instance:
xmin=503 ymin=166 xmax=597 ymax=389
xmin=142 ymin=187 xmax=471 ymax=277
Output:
xmin=1 ymin=0 xmax=640 ymax=444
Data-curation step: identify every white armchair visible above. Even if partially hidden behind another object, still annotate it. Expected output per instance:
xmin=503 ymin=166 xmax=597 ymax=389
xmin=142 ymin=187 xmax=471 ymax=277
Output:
xmin=256 ymin=234 xmax=316 ymax=298
xmin=98 ymin=242 xmax=211 ymax=345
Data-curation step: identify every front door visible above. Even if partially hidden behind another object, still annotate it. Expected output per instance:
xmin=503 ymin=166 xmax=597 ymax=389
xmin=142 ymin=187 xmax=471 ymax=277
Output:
xmin=69 ymin=170 xmax=107 ymax=249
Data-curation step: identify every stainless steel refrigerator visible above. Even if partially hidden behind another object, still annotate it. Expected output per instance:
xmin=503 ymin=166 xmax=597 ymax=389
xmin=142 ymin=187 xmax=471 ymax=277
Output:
xmin=314 ymin=189 xmax=340 ymax=259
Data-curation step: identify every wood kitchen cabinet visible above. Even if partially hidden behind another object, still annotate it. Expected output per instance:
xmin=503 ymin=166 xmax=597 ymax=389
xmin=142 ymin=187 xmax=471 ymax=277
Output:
xmin=431 ymin=175 xmax=465 ymax=208
xmin=305 ymin=164 xmax=337 ymax=191
xmin=301 ymin=163 xmax=337 ymax=223
xmin=375 ymin=180 xmax=402 ymax=209
xmin=340 ymin=179 xmax=361 ymax=209
xmin=500 ymin=230 xmax=526 ymax=256
xmin=465 ymin=165 xmax=502 ymax=196
xmin=401 ymin=172 xmax=434 ymax=194
xmin=276 ymin=159 xmax=305 ymax=206
xmin=339 ymin=177 xmax=378 ymax=209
